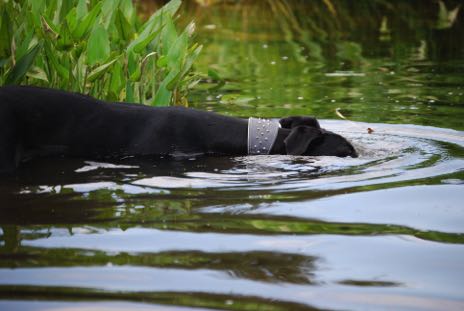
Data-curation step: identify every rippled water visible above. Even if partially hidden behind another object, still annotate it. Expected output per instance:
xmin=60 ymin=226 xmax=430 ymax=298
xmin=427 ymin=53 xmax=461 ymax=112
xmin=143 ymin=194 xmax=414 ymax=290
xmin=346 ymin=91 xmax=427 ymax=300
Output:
xmin=2 ymin=1 xmax=464 ymax=310
xmin=1 ymin=120 xmax=463 ymax=310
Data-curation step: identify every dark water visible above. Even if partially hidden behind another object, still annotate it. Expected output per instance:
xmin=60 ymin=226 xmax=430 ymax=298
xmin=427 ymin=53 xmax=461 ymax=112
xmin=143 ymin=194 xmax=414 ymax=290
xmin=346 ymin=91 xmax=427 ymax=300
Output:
xmin=1 ymin=1 xmax=464 ymax=310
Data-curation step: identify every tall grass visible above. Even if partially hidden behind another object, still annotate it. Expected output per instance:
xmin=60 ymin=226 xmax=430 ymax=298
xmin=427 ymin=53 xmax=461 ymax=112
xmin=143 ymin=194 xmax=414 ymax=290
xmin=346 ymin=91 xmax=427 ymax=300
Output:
xmin=0 ymin=0 xmax=202 ymax=106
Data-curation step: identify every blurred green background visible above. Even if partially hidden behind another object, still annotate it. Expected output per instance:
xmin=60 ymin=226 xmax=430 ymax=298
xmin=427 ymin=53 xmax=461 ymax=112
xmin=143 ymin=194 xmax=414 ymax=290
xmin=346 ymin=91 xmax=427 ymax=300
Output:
xmin=162 ymin=0 xmax=464 ymax=129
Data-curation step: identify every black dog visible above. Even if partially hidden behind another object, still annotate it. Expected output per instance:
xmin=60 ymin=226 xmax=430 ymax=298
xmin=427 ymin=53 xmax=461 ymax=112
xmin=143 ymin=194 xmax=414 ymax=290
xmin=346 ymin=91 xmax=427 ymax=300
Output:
xmin=0 ymin=85 xmax=357 ymax=173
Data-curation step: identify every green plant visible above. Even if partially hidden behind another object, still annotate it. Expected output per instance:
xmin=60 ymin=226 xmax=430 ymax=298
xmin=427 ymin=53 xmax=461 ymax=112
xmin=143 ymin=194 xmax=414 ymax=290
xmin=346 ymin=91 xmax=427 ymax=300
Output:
xmin=0 ymin=0 xmax=202 ymax=106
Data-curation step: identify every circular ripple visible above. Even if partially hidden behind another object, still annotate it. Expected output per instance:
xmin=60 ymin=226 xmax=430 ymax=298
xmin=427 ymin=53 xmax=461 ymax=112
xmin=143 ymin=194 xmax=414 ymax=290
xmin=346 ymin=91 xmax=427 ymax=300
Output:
xmin=133 ymin=120 xmax=464 ymax=191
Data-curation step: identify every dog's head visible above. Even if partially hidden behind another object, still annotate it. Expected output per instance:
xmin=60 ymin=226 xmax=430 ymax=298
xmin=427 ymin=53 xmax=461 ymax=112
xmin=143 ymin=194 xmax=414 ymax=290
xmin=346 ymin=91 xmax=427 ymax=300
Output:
xmin=279 ymin=116 xmax=358 ymax=157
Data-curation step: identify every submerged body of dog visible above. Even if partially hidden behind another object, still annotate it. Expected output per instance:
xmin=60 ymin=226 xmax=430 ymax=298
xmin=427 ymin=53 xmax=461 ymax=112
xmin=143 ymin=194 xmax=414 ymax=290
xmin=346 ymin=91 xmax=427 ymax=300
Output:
xmin=0 ymin=86 xmax=357 ymax=173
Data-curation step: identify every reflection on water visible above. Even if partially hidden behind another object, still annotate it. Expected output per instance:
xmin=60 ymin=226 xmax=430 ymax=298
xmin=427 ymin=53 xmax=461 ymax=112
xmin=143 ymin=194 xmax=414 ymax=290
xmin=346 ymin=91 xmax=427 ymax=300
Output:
xmin=185 ymin=0 xmax=464 ymax=130
xmin=1 ymin=1 xmax=464 ymax=310
xmin=1 ymin=121 xmax=464 ymax=310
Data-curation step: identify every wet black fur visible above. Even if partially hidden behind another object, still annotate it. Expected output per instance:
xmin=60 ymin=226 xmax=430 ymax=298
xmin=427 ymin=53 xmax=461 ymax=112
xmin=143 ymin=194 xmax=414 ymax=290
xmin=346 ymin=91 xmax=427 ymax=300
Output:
xmin=0 ymin=86 xmax=357 ymax=173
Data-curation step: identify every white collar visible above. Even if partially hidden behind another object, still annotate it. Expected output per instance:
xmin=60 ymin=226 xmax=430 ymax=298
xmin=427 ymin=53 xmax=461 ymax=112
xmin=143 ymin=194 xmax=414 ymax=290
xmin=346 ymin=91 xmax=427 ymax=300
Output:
xmin=247 ymin=117 xmax=281 ymax=155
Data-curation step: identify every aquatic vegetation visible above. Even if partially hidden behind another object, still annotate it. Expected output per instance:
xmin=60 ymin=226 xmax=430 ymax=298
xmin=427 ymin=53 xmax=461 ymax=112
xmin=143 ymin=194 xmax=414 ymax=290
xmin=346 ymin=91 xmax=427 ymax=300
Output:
xmin=0 ymin=0 xmax=202 ymax=105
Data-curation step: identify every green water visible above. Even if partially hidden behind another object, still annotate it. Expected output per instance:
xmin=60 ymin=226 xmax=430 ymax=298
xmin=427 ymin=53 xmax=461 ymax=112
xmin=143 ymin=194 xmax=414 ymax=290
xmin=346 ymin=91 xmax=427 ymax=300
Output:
xmin=1 ymin=1 xmax=464 ymax=310
xmin=187 ymin=0 xmax=464 ymax=130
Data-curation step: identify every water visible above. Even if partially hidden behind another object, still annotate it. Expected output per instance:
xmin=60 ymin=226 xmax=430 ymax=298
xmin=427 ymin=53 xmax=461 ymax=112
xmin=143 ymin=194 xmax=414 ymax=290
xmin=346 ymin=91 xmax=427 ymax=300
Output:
xmin=1 ymin=1 xmax=464 ymax=310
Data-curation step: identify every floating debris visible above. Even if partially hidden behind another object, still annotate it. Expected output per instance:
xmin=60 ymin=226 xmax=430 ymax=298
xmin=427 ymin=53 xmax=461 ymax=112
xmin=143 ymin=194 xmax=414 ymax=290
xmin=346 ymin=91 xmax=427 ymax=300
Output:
xmin=75 ymin=161 xmax=138 ymax=173
xmin=335 ymin=108 xmax=347 ymax=120
xmin=203 ymin=24 xmax=217 ymax=30
xmin=325 ymin=71 xmax=365 ymax=77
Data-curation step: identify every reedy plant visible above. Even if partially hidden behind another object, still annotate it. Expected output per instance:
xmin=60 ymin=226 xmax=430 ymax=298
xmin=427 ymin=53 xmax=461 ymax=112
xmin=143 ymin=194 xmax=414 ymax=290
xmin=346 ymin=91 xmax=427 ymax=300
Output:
xmin=0 ymin=0 xmax=202 ymax=106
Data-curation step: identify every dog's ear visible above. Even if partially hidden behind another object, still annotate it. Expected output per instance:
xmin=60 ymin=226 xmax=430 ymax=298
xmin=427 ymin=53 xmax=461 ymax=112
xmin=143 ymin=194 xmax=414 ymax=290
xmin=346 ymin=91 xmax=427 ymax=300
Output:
xmin=279 ymin=116 xmax=320 ymax=129
xmin=284 ymin=126 xmax=322 ymax=155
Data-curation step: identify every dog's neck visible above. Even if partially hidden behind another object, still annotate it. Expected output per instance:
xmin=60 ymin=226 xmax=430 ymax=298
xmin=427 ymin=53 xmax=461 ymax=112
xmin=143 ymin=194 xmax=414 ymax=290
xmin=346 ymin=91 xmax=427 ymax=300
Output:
xmin=269 ymin=128 xmax=291 ymax=155
xmin=245 ymin=117 xmax=290 ymax=155
xmin=247 ymin=117 xmax=281 ymax=155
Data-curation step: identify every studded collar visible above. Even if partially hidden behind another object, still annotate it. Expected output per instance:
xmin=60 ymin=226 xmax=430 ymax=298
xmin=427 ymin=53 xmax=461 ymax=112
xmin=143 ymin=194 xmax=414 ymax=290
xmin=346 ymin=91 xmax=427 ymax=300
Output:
xmin=247 ymin=117 xmax=281 ymax=155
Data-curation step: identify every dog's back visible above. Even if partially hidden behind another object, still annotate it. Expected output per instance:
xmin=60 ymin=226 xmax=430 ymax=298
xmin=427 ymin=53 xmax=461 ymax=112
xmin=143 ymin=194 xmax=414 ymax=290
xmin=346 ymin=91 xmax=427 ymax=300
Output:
xmin=0 ymin=86 xmax=155 ymax=172
xmin=0 ymin=86 xmax=20 ymax=171
xmin=0 ymin=86 xmax=248 ymax=172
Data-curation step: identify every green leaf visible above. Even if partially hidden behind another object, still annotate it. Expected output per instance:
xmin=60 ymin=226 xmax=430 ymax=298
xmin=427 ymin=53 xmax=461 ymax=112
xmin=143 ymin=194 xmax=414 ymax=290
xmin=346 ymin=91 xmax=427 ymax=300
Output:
xmin=208 ymin=68 xmax=221 ymax=81
xmin=0 ymin=58 xmax=9 ymax=69
xmin=15 ymin=31 xmax=35 ymax=61
xmin=44 ymin=41 xmax=69 ymax=80
xmin=29 ymin=0 xmax=46 ymax=15
xmin=102 ymin=0 xmax=120 ymax=20
xmin=162 ymin=17 xmax=178 ymax=55
xmin=166 ymin=70 xmax=181 ymax=91
xmin=161 ymin=0 xmax=182 ymax=16
xmin=5 ymin=43 xmax=42 ymax=85
xmin=435 ymin=0 xmax=460 ymax=29
xmin=127 ymin=50 xmax=140 ymax=81
xmin=166 ymin=31 xmax=188 ymax=69
xmin=100 ymin=0 xmax=120 ymax=30
xmin=181 ymin=44 xmax=202 ymax=76
xmin=65 ymin=8 xmax=78 ymax=34
xmin=153 ymin=85 xmax=172 ymax=106
xmin=59 ymin=0 xmax=74 ymax=21
xmin=72 ymin=2 xmax=103 ymax=40
xmin=87 ymin=57 xmax=119 ymax=82
xmin=57 ymin=22 xmax=74 ymax=51
xmin=119 ymin=0 xmax=135 ymax=23
xmin=27 ymin=2 xmax=44 ymax=32
xmin=26 ymin=66 xmax=49 ymax=82
xmin=45 ymin=0 xmax=59 ymax=22
xmin=0 ymin=7 xmax=12 ymax=58
xmin=153 ymin=69 xmax=179 ymax=105
xmin=129 ymin=67 xmax=141 ymax=82
xmin=188 ymin=78 xmax=201 ymax=89
xmin=87 ymin=24 xmax=110 ymax=65
xmin=127 ymin=24 xmax=163 ymax=54
xmin=76 ymin=0 xmax=88 ymax=20
xmin=156 ymin=55 xmax=168 ymax=68
xmin=115 ymin=8 xmax=133 ymax=41
xmin=127 ymin=0 xmax=181 ymax=55
xmin=109 ymin=61 xmax=124 ymax=99
xmin=41 ymin=15 xmax=60 ymax=38
xmin=141 ymin=0 xmax=181 ymax=33
xmin=126 ymin=81 xmax=135 ymax=102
